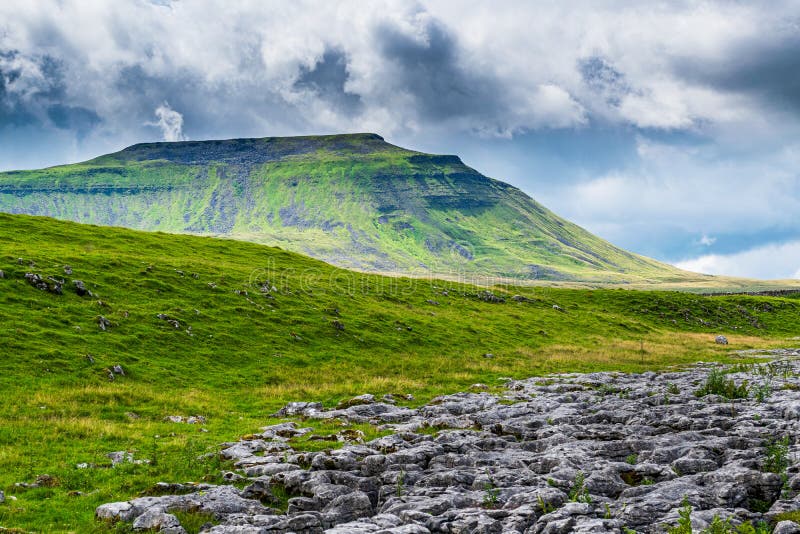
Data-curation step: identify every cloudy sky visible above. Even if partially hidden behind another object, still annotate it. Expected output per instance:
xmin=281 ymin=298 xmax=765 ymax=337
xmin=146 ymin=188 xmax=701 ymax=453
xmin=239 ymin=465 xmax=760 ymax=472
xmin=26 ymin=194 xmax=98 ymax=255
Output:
xmin=1 ymin=0 xmax=799 ymax=279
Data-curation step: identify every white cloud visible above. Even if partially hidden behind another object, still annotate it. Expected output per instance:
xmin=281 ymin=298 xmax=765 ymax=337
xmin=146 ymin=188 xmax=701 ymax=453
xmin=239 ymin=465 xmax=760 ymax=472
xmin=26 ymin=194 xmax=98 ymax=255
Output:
xmin=557 ymin=137 xmax=800 ymax=246
xmin=676 ymin=240 xmax=800 ymax=280
xmin=699 ymin=234 xmax=716 ymax=246
xmin=152 ymin=102 xmax=186 ymax=142
xmin=1 ymin=0 xmax=800 ymax=268
xmin=0 ymin=0 xmax=792 ymax=147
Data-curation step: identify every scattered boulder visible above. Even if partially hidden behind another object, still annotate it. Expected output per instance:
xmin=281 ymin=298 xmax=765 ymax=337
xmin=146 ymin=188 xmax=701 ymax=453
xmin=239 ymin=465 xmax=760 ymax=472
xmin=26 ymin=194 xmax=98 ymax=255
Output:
xmin=63 ymin=265 xmax=73 ymax=275
xmin=0 ymin=269 xmax=5 ymax=279
xmin=337 ymin=394 xmax=375 ymax=408
xmin=774 ymin=521 xmax=800 ymax=534
xmin=24 ymin=272 xmax=63 ymax=294
xmin=0 ymin=489 xmax=4 ymax=503
xmin=98 ymin=316 xmax=112 ymax=331
xmin=156 ymin=314 xmax=181 ymax=328
xmin=273 ymin=401 xmax=324 ymax=417
xmin=477 ymin=290 xmax=505 ymax=303
xmin=259 ymin=282 xmax=277 ymax=294
xmin=107 ymin=451 xmax=132 ymax=466
xmin=332 ymin=319 xmax=345 ymax=331
xmin=164 ymin=415 xmax=207 ymax=424
xmin=132 ymin=510 xmax=185 ymax=532
xmin=72 ymin=279 xmax=91 ymax=296
xmin=716 ymin=335 xmax=729 ymax=345
xmin=111 ymin=365 xmax=125 ymax=376
xmin=95 ymin=501 xmax=136 ymax=522
xmin=15 ymin=474 xmax=57 ymax=489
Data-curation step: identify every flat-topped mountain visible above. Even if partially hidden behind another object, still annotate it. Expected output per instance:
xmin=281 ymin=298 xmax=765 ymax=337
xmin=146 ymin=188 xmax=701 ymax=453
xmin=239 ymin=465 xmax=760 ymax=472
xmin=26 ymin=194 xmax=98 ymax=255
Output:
xmin=0 ymin=133 xmax=685 ymax=282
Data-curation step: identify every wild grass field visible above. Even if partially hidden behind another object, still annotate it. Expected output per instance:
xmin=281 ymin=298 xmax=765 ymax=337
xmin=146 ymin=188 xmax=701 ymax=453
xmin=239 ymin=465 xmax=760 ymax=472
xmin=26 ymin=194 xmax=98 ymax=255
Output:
xmin=0 ymin=213 xmax=798 ymax=532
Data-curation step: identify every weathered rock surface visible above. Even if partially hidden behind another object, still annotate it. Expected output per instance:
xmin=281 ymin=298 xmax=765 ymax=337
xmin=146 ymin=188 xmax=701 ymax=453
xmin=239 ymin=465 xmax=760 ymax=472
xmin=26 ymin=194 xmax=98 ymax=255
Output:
xmin=97 ymin=355 xmax=800 ymax=533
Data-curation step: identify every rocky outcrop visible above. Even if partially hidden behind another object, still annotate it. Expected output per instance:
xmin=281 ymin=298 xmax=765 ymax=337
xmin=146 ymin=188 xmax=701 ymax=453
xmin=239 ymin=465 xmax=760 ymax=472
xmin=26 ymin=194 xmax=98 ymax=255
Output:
xmin=97 ymin=356 xmax=800 ymax=533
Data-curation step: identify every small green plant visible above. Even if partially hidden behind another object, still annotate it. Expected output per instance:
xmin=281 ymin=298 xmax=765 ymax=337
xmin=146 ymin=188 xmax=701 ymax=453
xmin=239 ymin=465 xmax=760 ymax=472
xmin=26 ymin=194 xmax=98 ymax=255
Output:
xmin=667 ymin=497 xmax=692 ymax=534
xmin=763 ymin=435 xmax=790 ymax=474
xmin=702 ymin=515 xmax=734 ymax=534
xmin=396 ymin=468 xmax=406 ymax=498
xmin=695 ymin=369 xmax=749 ymax=399
xmin=482 ymin=480 xmax=500 ymax=509
xmin=536 ymin=494 xmax=555 ymax=514
xmin=568 ymin=471 xmax=592 ymax=503
xmin=604 ymin=503 xmax=613 ymax=519
xmin=148 ymin=436 xmax=159 ymax=468
xmin=641 ymin=477 xmax=654 ymax=486
xmin=667 ymin=382 xmax=680 ymax=395
xmin=625 ymin=453 xmax=638 ymax=465
xmin=695 ymin=515 xmax=770 ymax=534
xmin=752 ymin=383 xmax=772 ymax=402
xmin=734 ymin=521 xmax=772 ymax=534
xmin=773 ymin=510 xmax=800 ymax=523
xmin=596 ymin=384 xmax=621 ymax=396
xmin=748 ymin=498 xmax=770 ymax=513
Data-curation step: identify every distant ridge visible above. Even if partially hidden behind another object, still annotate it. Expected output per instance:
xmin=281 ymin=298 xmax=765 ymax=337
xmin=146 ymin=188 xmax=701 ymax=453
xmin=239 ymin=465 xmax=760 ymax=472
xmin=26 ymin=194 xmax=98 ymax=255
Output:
xmin=0 ymin=133 xmax=688 ymax=283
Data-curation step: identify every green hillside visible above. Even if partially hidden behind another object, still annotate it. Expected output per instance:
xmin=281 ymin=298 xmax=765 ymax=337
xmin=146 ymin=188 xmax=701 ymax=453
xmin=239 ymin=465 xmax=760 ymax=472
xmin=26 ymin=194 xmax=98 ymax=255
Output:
xmin=0 ymin=133 xmax=689 ymax=283
xmin=0 ymin=213 xmax=799 ymax=531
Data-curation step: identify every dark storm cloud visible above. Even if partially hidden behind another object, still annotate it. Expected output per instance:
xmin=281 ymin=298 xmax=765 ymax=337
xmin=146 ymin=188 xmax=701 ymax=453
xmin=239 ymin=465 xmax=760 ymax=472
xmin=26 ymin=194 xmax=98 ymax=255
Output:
xmin=578 ymin=56 xmax=631 ymax=107
xmin=114 ymin=64 xmax=199 ymax=118
xmin=113 ymin=63 xmax=306 ymax=142
xmin=294 ymin=49 xmax=362 ymax=115
xmin=46 ymin=104 xmax=101 ymax=137
xmin=375 ymin=19 xmax=501 ymax=122
xmin=675 ymin=33 xmax=800 ymax=113
xmin=0 ymin=49 xmax=92 ymax=131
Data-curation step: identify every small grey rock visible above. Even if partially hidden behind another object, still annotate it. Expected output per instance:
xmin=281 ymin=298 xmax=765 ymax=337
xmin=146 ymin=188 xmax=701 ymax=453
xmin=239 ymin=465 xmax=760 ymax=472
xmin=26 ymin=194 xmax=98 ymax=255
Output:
xmin=774 ymin=521 xmax=800 ymax=534
xmin=322 ymin=490 xmax=373 ymax=527
xmin=95 ymin=501 xmax=135 ymax=522
xmin=132 ymin=510 xmax=183 ymax=531
xmin=73 ymin=279 xmax=91 ymax=296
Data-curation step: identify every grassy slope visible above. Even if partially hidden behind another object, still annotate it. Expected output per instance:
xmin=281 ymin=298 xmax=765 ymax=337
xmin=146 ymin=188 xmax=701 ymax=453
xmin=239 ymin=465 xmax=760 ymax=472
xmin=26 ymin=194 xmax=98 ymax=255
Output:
xmin=0 ymin=213 xmax=799 ymax=531
xmin=0 ymin=133 xmax=699 ymax=283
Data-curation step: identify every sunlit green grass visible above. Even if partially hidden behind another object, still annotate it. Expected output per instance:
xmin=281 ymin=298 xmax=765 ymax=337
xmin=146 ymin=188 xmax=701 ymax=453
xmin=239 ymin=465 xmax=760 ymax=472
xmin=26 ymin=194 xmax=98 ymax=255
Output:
xmin=0 ymin=213 xmax=798 ymax=531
